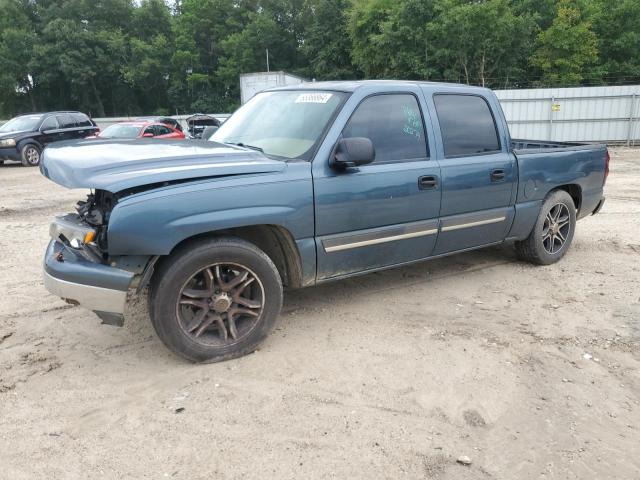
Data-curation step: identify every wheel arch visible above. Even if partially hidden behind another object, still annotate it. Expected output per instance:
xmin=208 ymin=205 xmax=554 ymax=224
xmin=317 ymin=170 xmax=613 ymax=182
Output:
xmin=17 ymin=138 xmax=43 ymax=152
xmin=160 ymin=224 xmax=304 ymax=289
xmin=552 ymin=184 xmax=582 ymax=213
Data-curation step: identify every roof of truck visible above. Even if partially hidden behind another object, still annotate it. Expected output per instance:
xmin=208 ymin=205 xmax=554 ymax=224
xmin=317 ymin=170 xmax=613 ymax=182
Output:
xmin=269 ymin=79 xmax=489 ymax=93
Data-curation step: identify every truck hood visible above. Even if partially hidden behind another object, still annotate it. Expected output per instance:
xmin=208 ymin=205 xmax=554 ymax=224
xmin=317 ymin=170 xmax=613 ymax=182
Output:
xmin=40 ymin=139 xmax=286 ymax=192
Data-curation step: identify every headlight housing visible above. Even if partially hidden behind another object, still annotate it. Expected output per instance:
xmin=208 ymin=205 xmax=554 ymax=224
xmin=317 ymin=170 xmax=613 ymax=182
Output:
xmin=0 ymin=138 xmax=16 ymax=147
xmin=50 ymin=214 xmax=97 ymax=249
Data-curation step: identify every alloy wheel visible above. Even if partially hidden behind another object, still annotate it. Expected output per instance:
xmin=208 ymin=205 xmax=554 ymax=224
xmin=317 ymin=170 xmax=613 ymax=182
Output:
xmin=25 ymin=147 xmax=40 ymax=165
xmin=542 ymin=203 xmax=571 ymax=254
xmin=176 ymin=263 xmax=265 ymax=346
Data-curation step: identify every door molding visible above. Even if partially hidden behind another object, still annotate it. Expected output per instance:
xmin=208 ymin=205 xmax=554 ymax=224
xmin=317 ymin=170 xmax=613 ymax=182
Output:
xmin=321 ymin=219 xmax=439 ymax=253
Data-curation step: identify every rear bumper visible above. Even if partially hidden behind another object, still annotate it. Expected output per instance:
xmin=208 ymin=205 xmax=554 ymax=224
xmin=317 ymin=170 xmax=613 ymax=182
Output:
xmin=43 ymin=240 xmax=134 ymax=315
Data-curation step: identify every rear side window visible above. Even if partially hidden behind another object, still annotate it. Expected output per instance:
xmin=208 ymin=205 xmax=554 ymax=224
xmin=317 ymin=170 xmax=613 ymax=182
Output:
xmin=40 ymin=116 xmax=58 ymax=131
xmin=73 ymin=113 xmax=92 ymax=127
xmin=56 ymin=114 xmax=77 ymax=129
xmin=433 ymin=94 xmax=500 ymax=157
xmin=342 ymin=94 xmax=428 ymax=163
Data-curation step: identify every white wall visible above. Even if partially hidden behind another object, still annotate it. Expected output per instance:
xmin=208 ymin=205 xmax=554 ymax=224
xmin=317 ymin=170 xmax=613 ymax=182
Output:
xmin=495 ymin=85 xmax=640 ymax=144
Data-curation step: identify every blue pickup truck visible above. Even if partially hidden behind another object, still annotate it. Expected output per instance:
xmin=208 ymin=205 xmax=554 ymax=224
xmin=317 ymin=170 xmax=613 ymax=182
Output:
xmin=41 ymin=81 xmax=608 ymax=362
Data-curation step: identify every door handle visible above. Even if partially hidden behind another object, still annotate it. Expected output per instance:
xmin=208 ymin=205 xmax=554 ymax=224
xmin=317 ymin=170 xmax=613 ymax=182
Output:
xmin=490 ymin=169 xmax=506 ymax=182
xmin=418 ymin=175 xmax=438 ymax=190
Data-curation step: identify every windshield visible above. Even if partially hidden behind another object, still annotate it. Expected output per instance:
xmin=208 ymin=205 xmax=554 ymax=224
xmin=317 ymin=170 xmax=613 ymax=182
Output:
xmin=99 ymin=124 xmax=142 ymax=139
xmin=211 ymin=91 xmax=346 ymax=159
xmin=0 ymin=115 xmax=43 ymax=133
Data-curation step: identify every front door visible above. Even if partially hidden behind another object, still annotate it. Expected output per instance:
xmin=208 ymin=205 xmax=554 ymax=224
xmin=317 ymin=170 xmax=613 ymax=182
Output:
xmin=430 ymin=93 xmax=516 ymax=254
xmin=38 ymin=115 xmax=60 ymax=146
xmin=313 ymin=91 xmax=441 ymax=280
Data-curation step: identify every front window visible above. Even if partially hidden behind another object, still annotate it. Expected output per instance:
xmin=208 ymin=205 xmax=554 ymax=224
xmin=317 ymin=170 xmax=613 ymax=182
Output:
xmin=99 ymin=124 xmax=142 ymax=139
xmin=0 ymin=115 xmax=43 ymax=133
xmin=211 ymin=91 xmax=346 ymax=160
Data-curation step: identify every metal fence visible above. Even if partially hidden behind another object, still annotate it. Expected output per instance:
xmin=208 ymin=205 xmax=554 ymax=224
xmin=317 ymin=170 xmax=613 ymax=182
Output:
xmin=494 ymin=85 xmax=639 ymax=145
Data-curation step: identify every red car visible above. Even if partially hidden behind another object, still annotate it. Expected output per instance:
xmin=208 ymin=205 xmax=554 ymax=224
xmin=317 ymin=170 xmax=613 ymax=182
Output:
xmin=95 ymin=121 xmax=185 ymax=140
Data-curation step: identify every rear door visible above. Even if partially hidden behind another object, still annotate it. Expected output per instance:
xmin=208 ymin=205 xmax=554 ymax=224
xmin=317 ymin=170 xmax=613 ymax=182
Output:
xmin=313 ymin=88 xmax=441 ymax=280
xmin=72 ymin=113 xmax=97 ymax=138
xmin=430 ymin=93 xmax=516 ymax=254
xmin=55 ymin=114 xmax=78 ymax=141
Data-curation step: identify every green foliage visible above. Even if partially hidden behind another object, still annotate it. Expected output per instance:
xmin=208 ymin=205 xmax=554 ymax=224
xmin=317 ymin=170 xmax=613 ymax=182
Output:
xmin=0 ymin=0 xmax=638 ymax=118
xmin=427 ymin=0 xmax=536 ymax=87
xmin=530 ymin=0 xmax=598 ymax=86
xmin=349 ymin=0 xmax=435 ymax=79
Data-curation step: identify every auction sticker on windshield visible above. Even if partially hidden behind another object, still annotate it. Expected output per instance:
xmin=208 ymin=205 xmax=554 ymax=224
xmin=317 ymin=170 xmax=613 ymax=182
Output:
xmin=295 ymin=93 xmax=333 ymax=104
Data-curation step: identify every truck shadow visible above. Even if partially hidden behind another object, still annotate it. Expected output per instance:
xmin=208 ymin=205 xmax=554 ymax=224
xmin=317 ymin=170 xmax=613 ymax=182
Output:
xmin=122 ymin=243 xmax=521 ymax=363
xmin=282 ymin=244 xmax=518 ymax=314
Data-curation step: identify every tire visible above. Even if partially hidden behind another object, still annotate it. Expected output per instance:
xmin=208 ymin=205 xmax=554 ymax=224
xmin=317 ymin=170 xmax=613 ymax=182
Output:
xmin=149 ymin=237 xmax=283 ymax=363
xmin=515 ymin=190 xmax=577 ymax=265
xmin=20 ymin=143 xmax=41 ymax=167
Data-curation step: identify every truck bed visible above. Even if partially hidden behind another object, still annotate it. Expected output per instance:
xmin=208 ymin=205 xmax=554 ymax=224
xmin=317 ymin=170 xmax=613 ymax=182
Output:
xmin=512 ymin=139 xmax=604 ymax=154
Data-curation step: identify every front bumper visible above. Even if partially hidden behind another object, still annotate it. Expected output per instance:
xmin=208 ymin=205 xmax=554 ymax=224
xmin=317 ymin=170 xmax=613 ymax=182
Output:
xmin=43 ymin=240 xmax=134 ymax=316
xmin=0 ymin=146 xmax=20 ymax=161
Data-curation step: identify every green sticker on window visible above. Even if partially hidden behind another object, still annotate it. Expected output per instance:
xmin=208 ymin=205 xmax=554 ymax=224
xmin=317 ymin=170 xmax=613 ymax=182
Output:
xmin=402 ymin=105 xmax=422 ymax=139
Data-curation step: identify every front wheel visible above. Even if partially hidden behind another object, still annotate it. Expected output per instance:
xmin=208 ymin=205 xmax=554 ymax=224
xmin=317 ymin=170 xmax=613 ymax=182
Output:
xmin=150 ymin=237 xmax=283 ymax=363
xmin=515 ymin=190 xmax=577 ymax=265
xmin=20 ymin=144 xmax=41 ymax=167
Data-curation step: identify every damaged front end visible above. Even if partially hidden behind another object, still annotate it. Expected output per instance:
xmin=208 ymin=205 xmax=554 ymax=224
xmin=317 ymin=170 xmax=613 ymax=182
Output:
xmin=45 ymin=189 xmax=155 ymax=326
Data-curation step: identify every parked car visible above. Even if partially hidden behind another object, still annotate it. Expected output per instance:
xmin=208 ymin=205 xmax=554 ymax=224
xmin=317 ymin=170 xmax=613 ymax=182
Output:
xmin=95 ymin=121 xmax=185 ymax=140
xmin=0 ymin=111 xmax=98 ymax=166
xmin=186 ymin=114 xmax=220 ymax=138
xmin=40 ymin=81 xmax=608 ymax=363
xmin=136 ymin=116 xmax=184 ymax=132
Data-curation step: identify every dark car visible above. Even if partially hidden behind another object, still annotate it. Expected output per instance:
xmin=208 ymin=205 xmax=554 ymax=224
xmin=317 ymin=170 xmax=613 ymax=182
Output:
xmin=186 ymin=114 xmax=221 ymax=138
xmin=0 ymin=111 xmax=99 ymax=167
xmin=136 ymin=116 xmax=183 ymax=132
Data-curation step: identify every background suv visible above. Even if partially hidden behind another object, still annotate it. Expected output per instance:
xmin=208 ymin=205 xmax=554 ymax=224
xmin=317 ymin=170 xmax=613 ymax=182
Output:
xmin=0 ymin=111 xmax=99 ymax=167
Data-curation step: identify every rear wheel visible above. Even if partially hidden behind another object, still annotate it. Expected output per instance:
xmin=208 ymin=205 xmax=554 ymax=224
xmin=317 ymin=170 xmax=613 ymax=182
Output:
xmin=515 ymin=190 xmax=576 ymax=265
xmin=20 ymin=144 xmax=41 ymax=167
xmin=150 ymin=237 xmax=283 ymax=362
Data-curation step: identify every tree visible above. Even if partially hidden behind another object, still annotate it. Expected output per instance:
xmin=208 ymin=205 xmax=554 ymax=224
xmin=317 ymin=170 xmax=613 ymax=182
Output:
xmin=348 ymin=0 xmax=436 ymax=79
xmin=0 ymin=0 xmax=38 ymax=114
xmin=530 ymin=0 xmax=598 ymax=86
xmin=591 ymin=0 xmax=640 ymax=84
xmin=427 ymin=0 xmax=536 ymax=87
xmin=299 ymin=0 xmax=356 ymax=80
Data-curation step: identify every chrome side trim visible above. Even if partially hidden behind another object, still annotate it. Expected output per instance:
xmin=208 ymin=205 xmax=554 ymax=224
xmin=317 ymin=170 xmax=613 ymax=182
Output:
xmin=324 ymin=228 xmax=438 ymax=252
xmin=43 ymin=271 xmax=127 ymax=314
xmin=441 ymin=216 xmax=506 ymax=232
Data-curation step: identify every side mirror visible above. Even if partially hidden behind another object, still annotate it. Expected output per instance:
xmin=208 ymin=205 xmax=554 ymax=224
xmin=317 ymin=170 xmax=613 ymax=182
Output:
xmin=331 ymin=137 xmax=375 ymax=169
xmin=142 ymin=132 xmax=154 ymax=138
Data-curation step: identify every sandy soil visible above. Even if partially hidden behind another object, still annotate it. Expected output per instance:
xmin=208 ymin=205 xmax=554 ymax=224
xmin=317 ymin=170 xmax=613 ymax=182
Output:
xmin=0 ymin=148 xmax=638 ymax=479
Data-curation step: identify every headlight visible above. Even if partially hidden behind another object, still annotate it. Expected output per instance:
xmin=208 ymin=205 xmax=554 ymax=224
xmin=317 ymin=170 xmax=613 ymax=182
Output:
xmin=50 ymin=214 xmax=97 ymax=248
xmin=0 ymin=138 xmax=16 ymax=147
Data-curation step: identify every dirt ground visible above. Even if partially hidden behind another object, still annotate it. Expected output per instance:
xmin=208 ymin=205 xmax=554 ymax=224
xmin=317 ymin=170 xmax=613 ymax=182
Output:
xmin=0 ymin=148 xmax=638 ymax=480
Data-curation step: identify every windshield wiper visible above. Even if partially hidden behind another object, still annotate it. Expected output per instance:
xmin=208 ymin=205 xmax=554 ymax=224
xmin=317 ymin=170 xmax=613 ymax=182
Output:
xmin=225 ymin=142 xmax=264 ymax=153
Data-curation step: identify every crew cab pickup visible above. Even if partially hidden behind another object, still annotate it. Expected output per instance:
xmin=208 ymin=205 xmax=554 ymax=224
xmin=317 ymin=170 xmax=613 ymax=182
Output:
xmin=41 ymin=81 xmax=608 ymax=362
